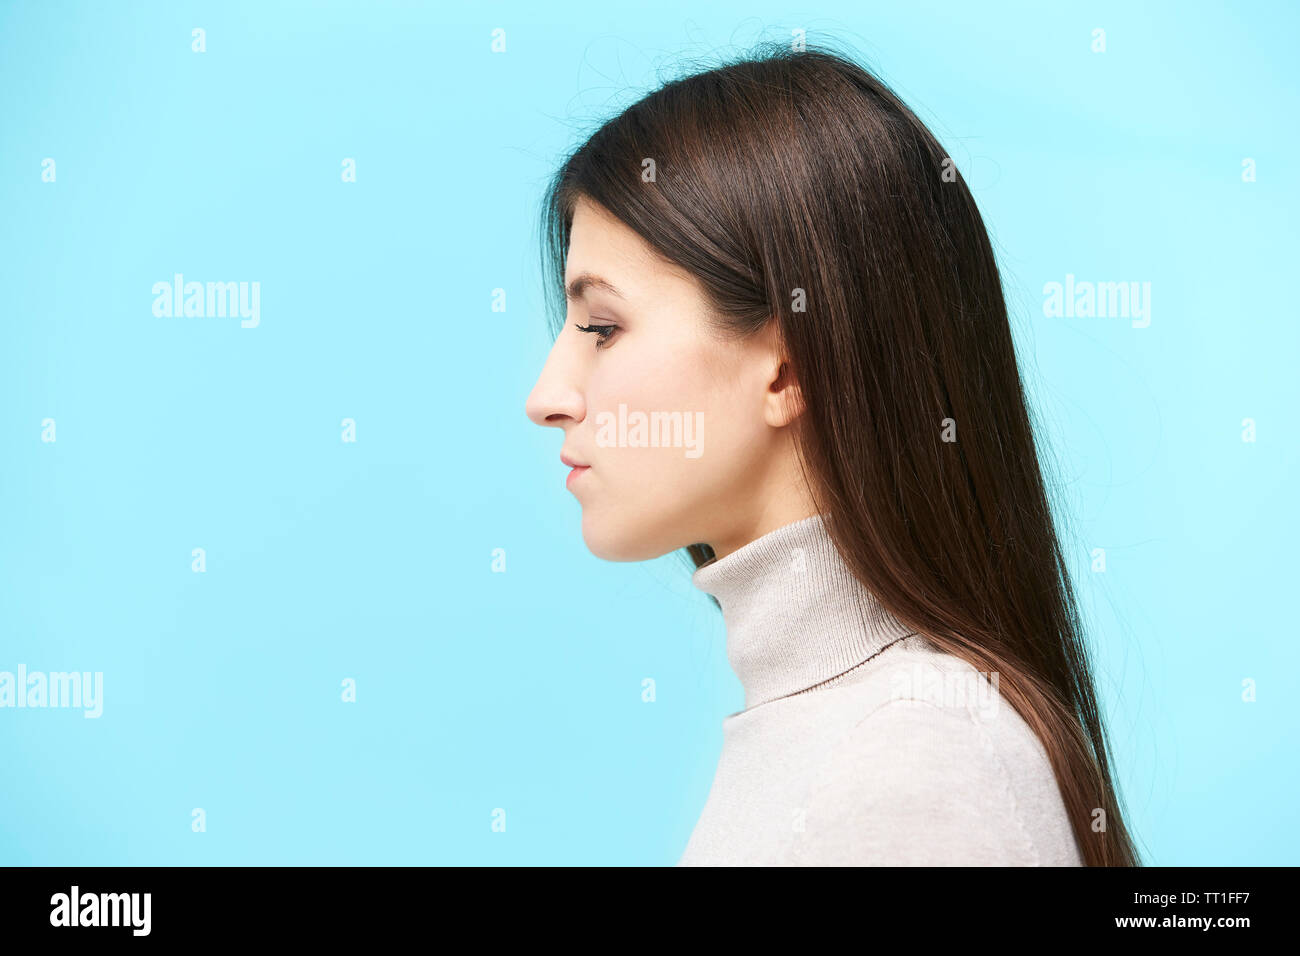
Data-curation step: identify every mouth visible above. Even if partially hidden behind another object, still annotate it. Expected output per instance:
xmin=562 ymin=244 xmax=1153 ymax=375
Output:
xmin=564 ymin=464 xmax=590 ymax=490
xmin=561 ymin=452 xmax=590 ymax=490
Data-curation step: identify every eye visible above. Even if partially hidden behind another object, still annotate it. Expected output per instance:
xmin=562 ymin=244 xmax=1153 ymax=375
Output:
xmin=574 ymin=322 xmax=618 ymax=350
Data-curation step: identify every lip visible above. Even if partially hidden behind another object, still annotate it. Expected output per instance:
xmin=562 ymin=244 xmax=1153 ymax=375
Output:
xmin=561 ymin=451 xmax=590 ymax=491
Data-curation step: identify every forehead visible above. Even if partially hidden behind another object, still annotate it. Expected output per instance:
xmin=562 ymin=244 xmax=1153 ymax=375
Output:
xmin=567 ymin=199 xmax=649 ymax=273
xmin=565 ymin=197 xmax=691 ymax=297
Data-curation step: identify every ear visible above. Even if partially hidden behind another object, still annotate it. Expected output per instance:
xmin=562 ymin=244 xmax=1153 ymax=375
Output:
xmin=763 ymin=358 xmax=804 ymax=427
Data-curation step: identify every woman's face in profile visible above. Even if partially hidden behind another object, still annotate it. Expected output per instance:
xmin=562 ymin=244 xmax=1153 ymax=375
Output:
xmin=526 ymin=197 xmax=789 ymax=562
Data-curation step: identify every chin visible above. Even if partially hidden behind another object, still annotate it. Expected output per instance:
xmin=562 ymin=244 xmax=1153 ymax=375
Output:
xmin=581 ymin=511 xmax=676 ymax=563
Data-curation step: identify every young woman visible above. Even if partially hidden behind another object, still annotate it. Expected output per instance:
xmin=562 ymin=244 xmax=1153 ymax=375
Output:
xmin=525 ymin=41 xmax=1141 ymax=866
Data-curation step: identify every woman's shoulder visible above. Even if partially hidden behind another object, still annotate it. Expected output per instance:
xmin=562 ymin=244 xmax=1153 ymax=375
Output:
xmin=794 ymin=636 xmax=1085 ymax=865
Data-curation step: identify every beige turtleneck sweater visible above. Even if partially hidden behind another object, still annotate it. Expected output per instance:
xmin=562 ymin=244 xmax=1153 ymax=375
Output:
xmin=677 ymin=513 xmax=1085 ymax=866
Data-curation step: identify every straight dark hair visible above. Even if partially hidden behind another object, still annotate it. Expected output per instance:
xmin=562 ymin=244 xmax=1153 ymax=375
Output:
xmin=539 ymin=40 xmax=1141 ymax=866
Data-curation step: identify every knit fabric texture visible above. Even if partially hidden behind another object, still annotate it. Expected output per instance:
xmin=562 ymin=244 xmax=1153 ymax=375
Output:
xmin=677 ymin=513 xmax=1085 ymax=866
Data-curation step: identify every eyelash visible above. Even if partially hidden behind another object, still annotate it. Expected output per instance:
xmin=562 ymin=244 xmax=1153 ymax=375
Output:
xmin=575 ymin=322 xmax=618 ymax=350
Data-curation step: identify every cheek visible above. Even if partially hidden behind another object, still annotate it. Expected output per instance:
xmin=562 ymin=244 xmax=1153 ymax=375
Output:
xmin=585 ymin=340 xmax=762 ymax=493
xmin=588 ymin=333 xmax=700 ymax=407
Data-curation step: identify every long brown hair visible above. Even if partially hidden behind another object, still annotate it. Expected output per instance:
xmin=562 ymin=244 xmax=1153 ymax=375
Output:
xmin=539 ymin=40 xmax=1141 ymax=866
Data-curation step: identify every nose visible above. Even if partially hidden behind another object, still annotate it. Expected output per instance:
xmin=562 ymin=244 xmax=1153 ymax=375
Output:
xmin=525 ymin=338 xmax=586 ymax=428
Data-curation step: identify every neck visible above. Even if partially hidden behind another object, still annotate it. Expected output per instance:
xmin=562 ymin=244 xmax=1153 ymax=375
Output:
xmin=692 ymin=513 xmax=916 ymax=710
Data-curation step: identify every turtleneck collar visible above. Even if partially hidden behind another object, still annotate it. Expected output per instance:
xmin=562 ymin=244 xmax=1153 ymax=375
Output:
xmin=692 ymin=513 xmax=917 ymax=711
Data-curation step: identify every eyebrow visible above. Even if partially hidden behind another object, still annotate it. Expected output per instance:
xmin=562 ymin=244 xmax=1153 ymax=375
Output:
xmin=565 ymin=272 xmax=625 ymax=301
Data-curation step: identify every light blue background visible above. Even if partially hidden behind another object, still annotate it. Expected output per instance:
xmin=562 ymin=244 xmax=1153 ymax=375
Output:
xmin=1 ymin=0 xmax=1295 ymax=865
